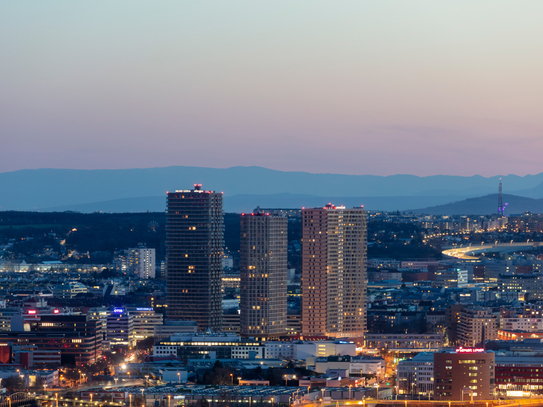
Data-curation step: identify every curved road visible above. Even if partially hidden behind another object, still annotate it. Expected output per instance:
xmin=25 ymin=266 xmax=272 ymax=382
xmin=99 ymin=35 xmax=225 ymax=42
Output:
xmin=442 ymin=242 xmax=543 ymax=260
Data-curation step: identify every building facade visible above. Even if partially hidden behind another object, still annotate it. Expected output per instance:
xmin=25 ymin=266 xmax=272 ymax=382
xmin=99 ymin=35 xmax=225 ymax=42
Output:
xmin=127 ymin=246 xmax=156 ymax=279
xmin=397 ymin=352 xmax=434 ymax=397
xmin=106 ymin=308 xmax=134 ymax=347
xmin=153 ymin=333 xmax=264 ymax=362
xmin=457 ymin=307 xmax=498 ymax=347
xmin=301 ymin=205 xmax=367 ymax=338
xmin=434 ymin=349 xmax=495 ymax=401
xmin=240 ymin=212 xmax=287 ymax=338
xmin=166 ymin=184 xmax=223 ymax=331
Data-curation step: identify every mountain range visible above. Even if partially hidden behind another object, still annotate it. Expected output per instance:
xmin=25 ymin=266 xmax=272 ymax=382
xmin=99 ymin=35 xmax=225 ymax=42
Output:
xmin=0 ymin=166 xmax=542 ymax=215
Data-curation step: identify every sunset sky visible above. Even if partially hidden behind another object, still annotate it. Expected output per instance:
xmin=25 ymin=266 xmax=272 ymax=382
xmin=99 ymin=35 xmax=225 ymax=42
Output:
xmin=2 ymin=1 xmax=543 ymax=176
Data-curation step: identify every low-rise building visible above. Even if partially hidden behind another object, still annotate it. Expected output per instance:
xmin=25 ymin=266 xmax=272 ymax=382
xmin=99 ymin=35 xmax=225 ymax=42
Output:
xmin=397 ymin=352 xmax=434 ymax=397
xmin=434 ymin=349 xmax=495 ymax=401
xmin=154 ymin=321 xmax=198 ymax=340
xmin=364 ymin=333 xmax=444 ymax=350
xmin=128 ymin=307 xmax=163 ymax=342
xmin=153 ymin=333 xmax=265 ymax=362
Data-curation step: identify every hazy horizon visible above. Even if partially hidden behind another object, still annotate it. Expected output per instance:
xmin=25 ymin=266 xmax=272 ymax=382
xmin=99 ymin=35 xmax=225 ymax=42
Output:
xmin=0 ymin=164 xmax=542 ymax=179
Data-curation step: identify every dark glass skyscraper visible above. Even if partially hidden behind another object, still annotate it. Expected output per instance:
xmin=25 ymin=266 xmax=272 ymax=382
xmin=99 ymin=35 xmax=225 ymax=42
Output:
xmin=166 ymin=184 xmax=223 ymax=331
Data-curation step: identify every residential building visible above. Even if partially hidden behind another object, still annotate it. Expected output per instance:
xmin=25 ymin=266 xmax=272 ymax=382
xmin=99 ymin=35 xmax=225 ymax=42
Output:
xmin=127 ymin=245 xmax=156 ymax=279
xmin=457 ymin=307 xmax=498 ymax=347
xmin=436 ymin=267 xmax=468 ymax=288
xmin=240 ymin=211 xmax=287 ymax=338
xmin=301 ymin=204 xmax=367 ymax=338
xmin=166 ymin=184 xmax=223 ymax=330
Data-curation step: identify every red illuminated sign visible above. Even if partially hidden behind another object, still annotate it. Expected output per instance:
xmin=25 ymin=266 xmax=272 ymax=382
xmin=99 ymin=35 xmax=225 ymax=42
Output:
xmin=455 ymin=347 xmax=485 ymax=353
xmin=27 ymin=310 xmax=37 ymax=315
xmin=53 ymin=309 xmax=60 ymax=314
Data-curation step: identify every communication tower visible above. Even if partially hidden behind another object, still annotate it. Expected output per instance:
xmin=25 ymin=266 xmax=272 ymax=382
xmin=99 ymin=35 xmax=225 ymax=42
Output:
xmin=498 ymin=178 xmax=503 ymax=216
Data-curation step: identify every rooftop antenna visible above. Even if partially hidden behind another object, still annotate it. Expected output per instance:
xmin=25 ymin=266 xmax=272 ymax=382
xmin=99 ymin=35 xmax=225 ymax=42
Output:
xmin=498 ymin=178 xmax=503 ymax=217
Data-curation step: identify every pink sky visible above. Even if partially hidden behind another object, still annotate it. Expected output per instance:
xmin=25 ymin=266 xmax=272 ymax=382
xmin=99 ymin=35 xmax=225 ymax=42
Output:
xmin=1 ymin=1 xmax=542 ymax=177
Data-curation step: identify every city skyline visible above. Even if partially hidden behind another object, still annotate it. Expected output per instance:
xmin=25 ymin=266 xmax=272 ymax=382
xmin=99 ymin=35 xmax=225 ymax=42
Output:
xmin=2 ymin=1 xmax=543 ymax=404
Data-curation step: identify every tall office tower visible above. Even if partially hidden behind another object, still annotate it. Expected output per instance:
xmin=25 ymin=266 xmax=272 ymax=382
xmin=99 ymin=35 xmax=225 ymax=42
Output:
xmin=240 ymin=211 xmax=288 ymax=338
xmin=127 ymin=245 xmax=156 ymax=279
xmin=301 ymin=204 xmax=367 ymax=338
xmin=166 ymin=184 xmax=224 ymax=331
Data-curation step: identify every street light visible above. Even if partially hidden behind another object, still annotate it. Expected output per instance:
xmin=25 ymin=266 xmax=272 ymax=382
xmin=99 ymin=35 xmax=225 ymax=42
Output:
xmin=230 ymin=373 xmax=233 ymax=385
xmin=129 ymin=394 xmax=132 ymax=407
xmin=168 ymin=395 xmax=171 ymax=407
xmin=177 ymin=372 xmax=181 ymax=385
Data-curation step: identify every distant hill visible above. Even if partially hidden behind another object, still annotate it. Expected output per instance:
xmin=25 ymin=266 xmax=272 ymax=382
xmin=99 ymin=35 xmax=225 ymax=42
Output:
xmin=410 ymin=194 xmax=543 ymax=215
xmin=1 ymin=166 xmax=543 ymax=212
xmin=38 ymin=193 xmax=465 ymax=213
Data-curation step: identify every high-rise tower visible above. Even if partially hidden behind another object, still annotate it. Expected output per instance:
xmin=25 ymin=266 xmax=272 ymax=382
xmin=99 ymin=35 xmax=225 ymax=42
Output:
xmin=166 ymin=184 xmax=223 ymax=331
xmin=498 ymin=178 xmax=503 ymax=216
xmin=240 ymin=211 xmax=288 ymax=338
xmin=301 ymin=204 xmax=367 ymax=338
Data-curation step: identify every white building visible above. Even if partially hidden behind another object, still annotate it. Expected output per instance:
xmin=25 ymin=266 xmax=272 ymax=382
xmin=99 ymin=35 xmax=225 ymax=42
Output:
xmin=128 ymin=246 xmax=156 ymax=279
xmin=295 ymin=341 xmax=357 ymax=360
xmin=500 ymin=317 xmax=543 ymax=331
xmin=312 ymin=356 xmax=385 ymax=378
xmin=397 ymin=352 xmax=434 ymax=397
xmin=264 ymin=342 xmax=296 ymax=359
xmin=350 ymin=356 xmax=386 ymax=377
xmin=153 ymin=332 xmax=265 ymax=360
xmin=161 ymin=368 xmax=188 ymax=383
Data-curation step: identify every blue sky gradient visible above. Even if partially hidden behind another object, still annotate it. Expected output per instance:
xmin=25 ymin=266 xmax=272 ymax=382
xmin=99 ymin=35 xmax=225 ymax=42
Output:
xmin=1 ymin=1 xmax=542 ymax=176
